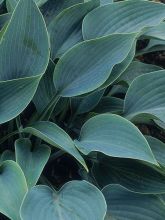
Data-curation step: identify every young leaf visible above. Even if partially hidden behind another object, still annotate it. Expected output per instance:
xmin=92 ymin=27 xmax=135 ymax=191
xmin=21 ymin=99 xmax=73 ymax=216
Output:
xmin=0 ymin=0 xmax=49 ymax=124
xmin=21 ymin=181 xmax=107 ymax=220
xmin=83 ymin=1 xmax=165 ymax=39
xmin=15 ymin=138 xmax=51 ymax=189
xmin=93 ymin=156 xmax=165 ymax=194
xmin=0 ymin=161 xmax=28 ymax=220
xmin=102 ymin=184 xmax=165 ymax=220
xmin=53 ymin=33 xmax=136 ymax=97
xmin=124 ymin=70 xmax=165 ymax=122
xmin=23 ymin=121 xmax=87 ymax=170
xmin=74 ymin=114 xmax=157 ymax=165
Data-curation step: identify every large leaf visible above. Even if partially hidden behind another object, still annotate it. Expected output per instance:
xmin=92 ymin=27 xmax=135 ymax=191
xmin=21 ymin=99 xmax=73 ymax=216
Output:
xmin=0 ymin=161 xmax=27 ymax=220
xmin=74 ymin=114 xmax=157 ymax=165
xmin=102 ymin=184 xmax=165 ymax=220
xmin=6 ymin=0 xmax=48 ymax=11
xmin=0 ymin=0 xmax=49 ymax=124
xmin=143 ymin=22 xmax=165 ymax=41
xmin=15 ymin=138 xmax=51 ymax=189
xmin=83 ymin=1 xmax=165 ymax=39
xmin=146 ymin=136 xmax=165 ymax=167
xmin=41 ymin=0 xmax=83 ymax=25
xmin=48 ymin=0 xmax=99 ymax=59
xmin=21 ymin=180 xmax=107 ymax=220
xmin=119 ymin=61 xmax=162 ymax=86
xmin=124 ymin=70 xmax=165 ymax=122
xmin=93 ymin=156 xmax=165 ymax=194
xmin=100 ymin=0 xmax=113 ymax=5
xmin=23 ymin=121 xmax=87 ymax=170
xmin=53 ymin=33 xmax=136 ymax=97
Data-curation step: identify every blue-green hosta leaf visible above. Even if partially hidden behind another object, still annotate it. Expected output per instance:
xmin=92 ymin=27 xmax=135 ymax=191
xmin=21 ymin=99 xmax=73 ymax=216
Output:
xmin=143 ymin=22 xmax=165 ymax=41
xmin=0 ymin=0 xmax=49 ymax=124
xmin=138 ymin=38 xmax=165 ymax=55
xmin=101 ymin=40 xmax=136 ymax=88
xmin=15 ymin=138 xmax=51 ymax=189
xmin=119 ymin=61 xmax=162 ymax=86
xmin=71 ymin=90 xmax=104 ymax=115
xmin=93 ymin=156 xmax=165 ymax=194
xmin=41 ymin=0 xmax=83 ymax=25
xmin=53 ymin=33 xmax=136 ymax=97
xmin=0 ymin=161 xmax=28 ymax=220
xmin=0 ymin=150 xmax=15 ymax=162
xmin=93 ymin=97 xmax=124 ymax=114
xmin=102 ymin=184 xmax=165 ymax=220
xmin=74 ymin=114 xmax=157 ymax=165
xmin=6 ymin=0 xmax=48 ymax=11
xmin=146 ymin=136 xmax=165 ymax=167
xmin=0 ymin=13 xmax=10 ymax=30
xmin=124 ymin=70 xmax=165 ymax=122
xmin=100 ymin=0 xmax=113 ymax=5
xmin=23 ymin=121 xmax=87 ymax=170
xmin=21 ymin=181 xmax=107 ymax=220
xmin=33 ymin=61 xmax=56 ymax=114
xmin=48 ymin=0 xmax=99 ymax=59
xmin=83 ymin=1 xmax=165 ymax=40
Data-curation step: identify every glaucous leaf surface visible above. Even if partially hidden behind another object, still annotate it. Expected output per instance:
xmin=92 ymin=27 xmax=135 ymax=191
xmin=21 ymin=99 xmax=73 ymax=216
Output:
xmin=41 ymin=0 xmax=83 ymax=25
xmin=124 ymin=70 xmax=165 ymax=122
xmin=15 ymin=138 xmax=51 ymax=189
xmin=102 ymin=184 xmax=165 ymax=220
xmin=0 ymin=161 xmax=27 ymax=220
xmin=93 ymin=156 xmax=165 ymax=193
xmin=146 ymin=136 xmax=165 ymax=167
xmin=23 ymin=121 xmax=87 ymax=170
xmin=119 ymin=61 xmax=162 ymax=86
xmin=74 ymin=114 xmax=157 ymax=164
xmin=0 ymin=0 xmax=49 ymax=124
xmin=83 ymin=1 xmax=165 ymax=39
xmin=48 ymin=0 xmax=99 ymax=59
xmin=143 ymin=22 xmax=165 ymax=40
xmin=100 ymin=0 xmax=113 ymax=5
xmin=53 ymin=33 xmax=136 ymax=97
xmin=21 ymin=181 xmax=107 ymax=220
xmin=0 ymin=150 xmax=15 ymax=162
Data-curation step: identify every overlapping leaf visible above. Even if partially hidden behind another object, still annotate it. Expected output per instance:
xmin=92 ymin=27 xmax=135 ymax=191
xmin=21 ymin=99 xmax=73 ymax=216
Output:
xmin=23 ymin=121 xmax=87 ymax=170
xmin=48 ymin=0 xmax=99 ymax=59
xmin=0 ymin=0 xmax=49 ymax=124
xmin=15 ymin=138 xmax=51 ymax=188
xmin=0 ymin=161 xmax=27 ymax=220
xmin=74 ymin=114 xmax=157 ymax=164
xmin=124 ymin=70 xmax=165 ymax=122
xmin=21 ymin=181 xmax=107 ymax=220
xmin=102 ymin=184 xmax=165 ymax=220
xmin=83 ymin=0 xmax=165 ymax=39
xmin=53 ymin=33 xmax=136 ymax=97
xmin=93 ymin=156 xmax=165 ymax=193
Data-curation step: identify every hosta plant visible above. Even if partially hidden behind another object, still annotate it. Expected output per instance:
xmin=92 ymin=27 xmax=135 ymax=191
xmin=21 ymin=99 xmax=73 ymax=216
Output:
xmin=1 ymin=0 xmax=165 ymax=219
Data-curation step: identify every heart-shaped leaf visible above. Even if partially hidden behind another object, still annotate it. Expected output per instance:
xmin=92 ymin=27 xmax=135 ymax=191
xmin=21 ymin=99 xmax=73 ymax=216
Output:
xmin=21 ymin=181 xmax=107 ymax=220
xmin=102 ymin=184 xmax=165 ymax=220
xmin=53 ymin=33 xmax=136 ymax=97
xmin=0 ymin=161 xmax=27 ymax=220
xmin=23 ymin=121 xmax=87 ymax=170
xmin=93 ymin=156 xmax=165 ymax=194
xmin=0 ymin=0 xmax=49 ymax=124
xmin=83 ymin=1 xmax=165 ymax=39
xmin=74 ymin=114 xmax=157 ymax=165
xmin=124 ymin=70 xmax=165 ymax=122
xmin=15 ymin=138 xmax=51 ymax=189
